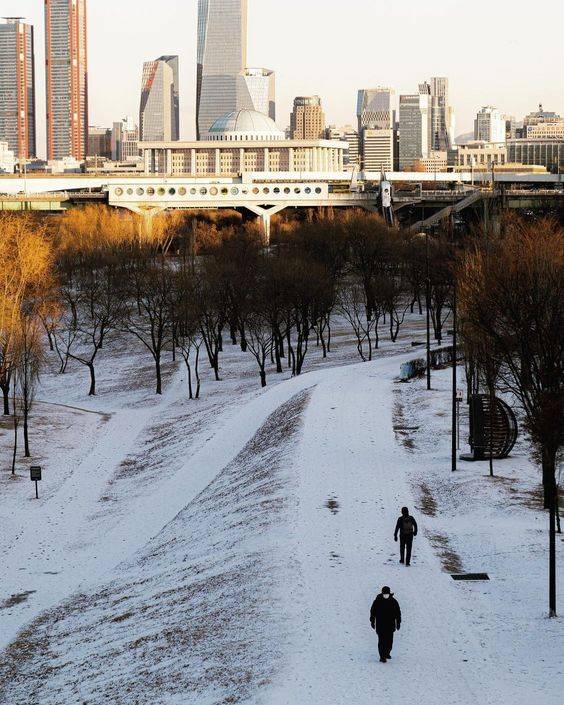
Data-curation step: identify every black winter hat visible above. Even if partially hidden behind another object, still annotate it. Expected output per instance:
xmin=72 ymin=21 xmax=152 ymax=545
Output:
xmin=381 ymin=586 xmax=391 ymax=595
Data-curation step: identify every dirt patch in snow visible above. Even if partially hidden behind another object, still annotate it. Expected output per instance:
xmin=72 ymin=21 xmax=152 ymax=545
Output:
xmin=426 ymin=531 xmax=463 ymax=574
xmin=0 ymin=591 xmax=37 ymax=610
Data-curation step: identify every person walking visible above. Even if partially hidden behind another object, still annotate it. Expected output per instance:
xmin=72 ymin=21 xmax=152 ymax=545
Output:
xmin=370 ymin=586 xmax=402 ymax=663
xmin=394 ymin=506 xmax=418 ymax=566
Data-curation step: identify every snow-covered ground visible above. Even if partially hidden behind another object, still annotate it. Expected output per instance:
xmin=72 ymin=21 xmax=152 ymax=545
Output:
xmin=0 ymin=315 xmax=562 ymax=704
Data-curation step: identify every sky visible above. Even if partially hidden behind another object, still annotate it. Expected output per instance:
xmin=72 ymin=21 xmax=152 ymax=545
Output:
xmin=6 ymin=0 xmax=564 ymax=158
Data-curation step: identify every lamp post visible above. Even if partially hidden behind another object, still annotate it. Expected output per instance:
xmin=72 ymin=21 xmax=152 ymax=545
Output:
xmin=426 ymin=231 xmax=432 ymax=391
xmin=451 ymin=279 xmax=458 ymax=472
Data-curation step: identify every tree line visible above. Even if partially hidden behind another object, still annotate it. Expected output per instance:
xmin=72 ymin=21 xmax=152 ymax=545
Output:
xmin=1 ymin=205 xmax=561 ymax=615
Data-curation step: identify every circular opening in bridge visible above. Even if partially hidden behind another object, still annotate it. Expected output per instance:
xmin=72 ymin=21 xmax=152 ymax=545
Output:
xmin=315 ymin=187 xmax=322 ymax=194
xmin=273 ymin=187 xmax=280 ymax=194
xmin=168 ymin=188 xmax=176 ymax=196
xmin=157 ymin=187 xmax=165 ymax=195
xmin=209 ymin=187 xmax=218 ymax=196
xmin=136 ymin=188 xmax=144 ymax=196
xmin=190 ymin=188 xmax=197 ymax=195
xmin=284 ymin=187 xmax=291 ymax=194
xmin=127 ymin=188 xmax=134 ymax=195
xmin=252 ymin=187 xmax=260 ymax=195
xmin=115 ymin=188 xmax=123 ymax=196
xmin=231 ymin=187 xmax=239 ymax=195
xmin=179 ymin=187 xmax=186 ymax=196
xmin=221 ymin=188 xmax=228 ymax=195
xmin=294 ymin=187 xmax=301 ymax=194
xmin=147 ymin=187 xmax=155 ymax=196
xmin=305 ymin=187 xmax=311 ymax=194
xmin=200 ymin=188 xmax=208 ymax=195
xmin=263 ymin=187 xmax=270 ymax=194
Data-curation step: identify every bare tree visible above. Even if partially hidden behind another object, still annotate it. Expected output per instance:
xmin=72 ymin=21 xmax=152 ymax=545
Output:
xmin=339 ymin=281 xmax=379 ymax=361
xmin=459 ymin=219 xmax=563 ymax=617
xmin=123 ymin=261 xmax=175 ymax=395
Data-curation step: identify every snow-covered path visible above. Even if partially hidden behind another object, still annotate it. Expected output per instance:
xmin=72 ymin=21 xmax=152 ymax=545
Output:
xmin=270 ymin=358 xmax=548 ymax=705
xmin=1 ymin=344 xmax=562 ymax=704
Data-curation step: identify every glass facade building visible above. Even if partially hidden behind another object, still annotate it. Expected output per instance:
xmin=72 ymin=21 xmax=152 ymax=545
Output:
xmin=45 ymin=0 xmax=88 ymax=161
xmin=140 ymin=56 xmax=179 ymax=142
xmin=242 ymin=68 xmax=275 ymax=121
xmin=0 ymin=18 xmax=36 ymax=159
xmin=196 ymin=0 xmax=248 ymax=139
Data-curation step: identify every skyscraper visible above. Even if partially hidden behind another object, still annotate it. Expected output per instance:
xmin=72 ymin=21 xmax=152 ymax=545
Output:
xmin=242 ymin=68 xmax=275 ymax=120
xmin=112 ymin=116 xmax=140 ymax=161
xmin=0 ymin=18 xmax=36 ymax=159
xmin=196 ymin=0 xmax=248 ymax=139
xmin=139 ymin=56 xmax=180 ymax=142
xmin=421 ymin=78 xmax=455 ymax=151
xmin=45 ymin=0 xmax=88 ymax=161
xmin=399 ymin=92 xmax=431 ymax=170
xmin=357 ymin=88 xmax=395 ymax=170
xmin=290 ymin=96 xmax=325 ymax=139
xmin=474 ymin=106 xmax=506 ymax=144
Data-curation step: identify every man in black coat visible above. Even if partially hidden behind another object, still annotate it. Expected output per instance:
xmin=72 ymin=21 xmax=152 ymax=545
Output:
xmin=370 ymin=586 xmax=401 ymax=662
xmin=394 ymin=506 xmax=418 ymax=566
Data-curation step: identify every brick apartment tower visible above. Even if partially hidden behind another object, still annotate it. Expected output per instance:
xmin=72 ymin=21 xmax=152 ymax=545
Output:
xmin=0 ymin=18 xmax=36 ymax=159
xmin=45 ymin=0 xmax=88 ymax=161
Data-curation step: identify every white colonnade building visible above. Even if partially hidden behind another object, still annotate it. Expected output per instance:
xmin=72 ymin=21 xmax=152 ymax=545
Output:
xmin=140 ymin=109 xmax=346 ymax=176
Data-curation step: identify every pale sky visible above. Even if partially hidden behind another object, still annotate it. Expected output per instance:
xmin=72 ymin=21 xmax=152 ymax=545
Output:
xmin=6 ymin=0 xmax=564 ymax=158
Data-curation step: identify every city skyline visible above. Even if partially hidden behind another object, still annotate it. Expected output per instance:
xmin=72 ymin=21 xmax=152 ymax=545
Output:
xmin=4 ymin=0 xmax=564 ymax=159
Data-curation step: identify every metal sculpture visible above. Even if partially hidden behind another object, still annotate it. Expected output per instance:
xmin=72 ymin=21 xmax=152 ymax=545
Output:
xmin=462 ymin=394 xmax=518 ymax=461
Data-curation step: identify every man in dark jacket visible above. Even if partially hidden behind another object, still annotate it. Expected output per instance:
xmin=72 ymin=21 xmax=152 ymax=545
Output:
xmin=370 ymin=586 xmax=401 ymax=662
xmin=394 ymin=506 xmax=418 ymax=566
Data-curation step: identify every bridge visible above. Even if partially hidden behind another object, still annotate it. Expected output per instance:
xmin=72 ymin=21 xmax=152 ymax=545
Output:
xmin=1 ymin=171 xmax=562 ymax=242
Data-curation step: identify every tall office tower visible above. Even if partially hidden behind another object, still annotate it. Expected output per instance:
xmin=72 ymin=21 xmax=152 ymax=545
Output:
xmin=362 ymin=129 xmax=394 ymax=172
xmin=139 ymin=56 xmax=179 ymax=142
xmin=474 ymin=106 xmax=506 ymax=143
xmin=290 ymin=96 xmax=326 ymax=139
xmin=357 ymin=88 xmax=395 ymax=170
xmin=87 ymin=126 xmax=111 ymax=158
xmin=357 ymin=88 xmax=394 ymax=132
xmin=242 ymin=68 xmax=275 ymax=120
xmin=45 ymin=0 xmax=88 ymax=161
xmin=421 ymin=77 xmax=455 ymax=151
xmin=502 ymin=114 xmax=517 ymax=140
xmin=0 ymin=18 xmax=36 ymax=159
xmin=399 ymin=93 xmax=431 ymax=170
xmin=197 ymin=0 xmax=248 ymax=139
xmin=112 ymin=116 xmax=139 ymax=161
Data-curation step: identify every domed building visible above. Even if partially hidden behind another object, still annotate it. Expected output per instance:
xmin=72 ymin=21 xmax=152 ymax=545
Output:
xmin=141 ymin=109 xmax=346 ymax=176
xmin=206 ymin=110 xmax=285 ymax=142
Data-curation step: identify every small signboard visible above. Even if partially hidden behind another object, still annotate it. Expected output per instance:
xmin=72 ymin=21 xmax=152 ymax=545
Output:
xmin=30 ymin=466 xmax=42 ymax=482
xmin=30 ymin=466 xmax=42 ymax=499
xmin=456 ymin=389 xmax=464 ymax=402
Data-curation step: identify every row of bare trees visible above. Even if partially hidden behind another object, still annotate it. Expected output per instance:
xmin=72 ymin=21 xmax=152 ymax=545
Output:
xmin=458 ymin=217 xmax=563 ymax=617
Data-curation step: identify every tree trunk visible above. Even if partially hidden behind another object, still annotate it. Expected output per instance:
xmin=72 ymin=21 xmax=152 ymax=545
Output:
xmin=187 ymin=362 xmax=193 ymax=400
xmin=1 ymin=383 xmax=9 ymax=416
xmin=195 ymin=346 xmax=201 ymax=399
xmin=12 ymin=417 xmax=18 ymax=474
xmin=259 ymin=367 xmax=267 ymax=388
xmin=155 ymin=354 xmax=162 ymax=395
xmin=23 ymin=409 xmax=30 ymax=458
xmin=88 ymin=362 xmax=96 ymax=396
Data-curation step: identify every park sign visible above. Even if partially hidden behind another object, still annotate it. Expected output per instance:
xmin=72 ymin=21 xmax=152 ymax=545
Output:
xmin=30 ymin=466 xmax=42 ymax=481
xmin=30 ymin=466 xmax=42 ymax=499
